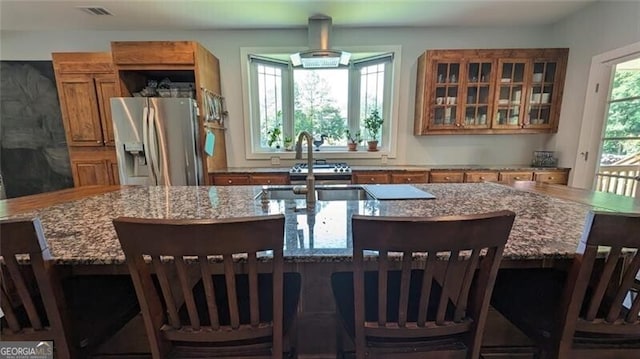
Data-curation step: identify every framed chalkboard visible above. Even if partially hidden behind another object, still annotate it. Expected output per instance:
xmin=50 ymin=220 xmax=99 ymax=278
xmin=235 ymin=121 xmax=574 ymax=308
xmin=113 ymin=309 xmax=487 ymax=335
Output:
xmin=0 ymin=61 xmax=73 ymax=198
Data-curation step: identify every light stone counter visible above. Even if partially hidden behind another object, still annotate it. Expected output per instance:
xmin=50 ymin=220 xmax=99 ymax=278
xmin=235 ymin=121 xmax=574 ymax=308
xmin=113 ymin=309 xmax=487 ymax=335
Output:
xmin=4 ymin=183 xmax=598 ymax=265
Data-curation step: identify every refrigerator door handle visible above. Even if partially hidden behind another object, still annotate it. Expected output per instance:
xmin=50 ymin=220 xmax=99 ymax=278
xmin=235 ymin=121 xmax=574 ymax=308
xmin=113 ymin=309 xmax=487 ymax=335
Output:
xmin=141 ymin=106 xmax=156 ymax=184
xmin=148 ymin=107 xmax=161 ymax=185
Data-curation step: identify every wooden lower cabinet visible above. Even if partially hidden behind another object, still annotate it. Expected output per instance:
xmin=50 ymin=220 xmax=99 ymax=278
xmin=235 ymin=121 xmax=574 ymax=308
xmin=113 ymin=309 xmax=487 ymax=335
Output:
xmin=210 ymin=173 xmax=289 ymax=186
xmin=464 ymin=171 xmax=500 ymax=183
xmin=429 ymin=171 xmax=464 ymax=183
xmin=69 ymin=147 xmax=118 ymax=187
xmin=352 ymin=172 xmax=391 ymax=184
xmin=499 ymin=171 xmax=534 ymax=184
xmin=211 ymin=174 xmax=251 ymax=186
xmin=250 ymin=174 xmax=289 ymax=185
xmin=390 ymin=171 xmax=429 ymax=184
xmin=533 ymin=170 xmax=569 ymax=184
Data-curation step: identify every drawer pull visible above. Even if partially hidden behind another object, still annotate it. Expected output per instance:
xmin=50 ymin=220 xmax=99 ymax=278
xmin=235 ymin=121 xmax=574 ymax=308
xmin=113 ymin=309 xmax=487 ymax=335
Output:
xmin=267 ymin=180 xmax=272 ymax=184
xmin=479 ymin=176 xmax=485 ymax=180
xmin=228 ymin=179 xmax=232 ymax=184
xmin=407 ymin=178 xmax=412 ymax=182
xmin=370 ymin=178 xmax=375 ymax=182
xmin=514 ymin=176 xmax=520 ymax=180
xmin=548 ymin=177 xmax=554 ymax=180
xmin=445 ymin=176 xmax=450 ymax=180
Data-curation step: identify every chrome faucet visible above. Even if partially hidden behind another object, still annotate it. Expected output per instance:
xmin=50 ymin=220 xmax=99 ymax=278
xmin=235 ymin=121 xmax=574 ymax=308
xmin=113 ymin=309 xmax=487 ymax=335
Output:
xmin=293 ymin=131 xmax=316 ymax=207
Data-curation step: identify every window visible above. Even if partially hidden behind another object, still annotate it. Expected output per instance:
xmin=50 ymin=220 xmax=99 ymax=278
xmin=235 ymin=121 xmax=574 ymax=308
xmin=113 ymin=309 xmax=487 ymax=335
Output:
xmin=594 ymin=57 xmax=640 ymax=197
xmin=243 ymin=48 xmax=398 ymax=156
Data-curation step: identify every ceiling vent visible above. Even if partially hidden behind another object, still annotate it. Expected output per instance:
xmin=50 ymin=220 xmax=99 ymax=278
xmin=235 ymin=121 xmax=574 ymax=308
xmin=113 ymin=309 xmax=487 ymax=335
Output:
xmin=290 ymin=15 xmax=350 ymax=69
xmin=77 ymin=6 xmax=113 ymax=16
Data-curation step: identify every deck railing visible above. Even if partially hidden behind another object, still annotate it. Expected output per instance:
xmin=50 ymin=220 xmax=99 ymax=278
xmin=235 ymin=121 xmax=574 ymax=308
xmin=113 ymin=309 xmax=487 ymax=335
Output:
xmin=595 ymin=165 xmax=639 ymax=197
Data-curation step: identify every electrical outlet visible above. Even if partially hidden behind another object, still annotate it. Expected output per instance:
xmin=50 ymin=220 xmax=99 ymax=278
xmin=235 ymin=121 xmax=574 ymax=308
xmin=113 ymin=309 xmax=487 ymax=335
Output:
xmin=381 ymin=155 xmax=388 ymax=164
xmin=271 ymin=156 xmax=280 ymax=165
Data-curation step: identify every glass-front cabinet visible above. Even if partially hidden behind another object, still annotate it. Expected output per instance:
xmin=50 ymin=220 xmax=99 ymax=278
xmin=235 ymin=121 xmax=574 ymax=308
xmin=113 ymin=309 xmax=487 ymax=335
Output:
xmin=414 ymin=48 xmax=568 ymax=135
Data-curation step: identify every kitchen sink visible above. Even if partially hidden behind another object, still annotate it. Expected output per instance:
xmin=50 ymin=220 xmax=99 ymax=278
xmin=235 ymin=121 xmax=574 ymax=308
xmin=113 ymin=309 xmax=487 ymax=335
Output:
xmin=257 ymin=185 xmax=372 ymax=201
xmin=316 ymin=188 xmax=371 ymax=201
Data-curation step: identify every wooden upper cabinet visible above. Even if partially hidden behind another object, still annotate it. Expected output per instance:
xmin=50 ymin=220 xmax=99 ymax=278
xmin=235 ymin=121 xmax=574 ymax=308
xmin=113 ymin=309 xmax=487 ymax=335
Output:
xmin=57 ymin=75 xmax=104 ymax=146
xmin=52 ymin=53 xmax=117 ymax=147
xmin=94 ymin=75 xmax=118 ymax=145
xmin=414 ymin=48 xmax=568 ymax=135
xmin=111 ymin=41 xmax=196 ymax=65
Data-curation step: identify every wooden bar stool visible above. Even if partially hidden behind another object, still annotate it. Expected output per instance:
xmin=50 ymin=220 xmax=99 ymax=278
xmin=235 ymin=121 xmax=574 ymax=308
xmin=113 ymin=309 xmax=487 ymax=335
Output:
xmin=113 ymin=214 xmax=301 ymax=359
xmin=491 ymin=211 xmax=640 ymax=359
xmin=331 ymin=210 xmax=516 ymax=359
xmin=1 ymin=218 xmax=140 ymax=359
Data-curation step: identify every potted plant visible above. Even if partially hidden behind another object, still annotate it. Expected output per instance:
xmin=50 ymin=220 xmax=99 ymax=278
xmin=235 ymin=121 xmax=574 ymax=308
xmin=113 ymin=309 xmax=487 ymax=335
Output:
xmin=364 ymin=109 xmax=383 ymax=152
xmin=344 ymin=129 xmax=362 ymax=151
xmin=283 ymin=136 xmax=293 ymax=151
xmin=267 ymin=126 xmax=282 ymax=149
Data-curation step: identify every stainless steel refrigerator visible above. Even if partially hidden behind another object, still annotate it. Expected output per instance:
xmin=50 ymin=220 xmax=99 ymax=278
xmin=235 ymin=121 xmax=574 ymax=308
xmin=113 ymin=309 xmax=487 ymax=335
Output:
xmin=111 ymin=97 xmax=203 ymax=186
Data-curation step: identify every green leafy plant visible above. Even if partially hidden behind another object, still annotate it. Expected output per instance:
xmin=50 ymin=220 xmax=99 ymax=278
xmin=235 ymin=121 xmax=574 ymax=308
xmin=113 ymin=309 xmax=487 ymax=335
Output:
xmin=364 ymin=109 xmax=384 ymax=140
xmin=344 ymin=129 xmax=363 ymax=144
xmin=283 ymin=135 xmax=293 ymax=150
xmin=267 ymin=126 xmax=282 ymax=148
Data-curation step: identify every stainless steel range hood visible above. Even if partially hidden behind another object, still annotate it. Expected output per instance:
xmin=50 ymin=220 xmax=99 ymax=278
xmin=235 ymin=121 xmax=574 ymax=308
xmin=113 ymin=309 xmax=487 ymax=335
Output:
xmin=290 ymin=15 xmax=350 ymax=68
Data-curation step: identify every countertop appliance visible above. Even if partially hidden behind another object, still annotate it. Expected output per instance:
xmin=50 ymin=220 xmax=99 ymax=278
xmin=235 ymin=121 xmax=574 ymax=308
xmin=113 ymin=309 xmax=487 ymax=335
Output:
xmin=111 ymin=97 xmax=202 ymax=186
xmin=289 ymin=160 xmax=352 ymax=183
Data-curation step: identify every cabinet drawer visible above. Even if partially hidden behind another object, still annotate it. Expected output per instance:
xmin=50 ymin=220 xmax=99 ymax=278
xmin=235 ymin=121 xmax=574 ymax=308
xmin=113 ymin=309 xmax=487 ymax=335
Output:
xmin=533 ymin=171 xmax=568 ymax=185
xmin=352 ymin=172 xmax=390 ymax=184
xmin=390 ymin=172 xmax=428 ymax=184
xmin=464 ymin=171 xmax=499 ymax=183
xmin=250 ymin=174 xmax=289 ymax=185
xmin=212 ymin=175 xmax=251 ymax=186
xmin=429 ymin=171 xmax=464 ymax=183
xmin=499 ymin=171 xmax=533 ymax=183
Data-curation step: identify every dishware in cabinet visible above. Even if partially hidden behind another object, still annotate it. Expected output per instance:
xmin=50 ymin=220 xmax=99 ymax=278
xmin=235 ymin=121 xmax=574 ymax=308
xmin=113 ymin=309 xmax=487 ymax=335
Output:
xmin=463 ymin=60 xmax=494 ymax=129
xmin=527 ymin=50 xmax=568 ymax=131
xmin=492 ymin=58 xmax=529 ymax=130
xmin=430 ymin=61 xmax=461 ymax=129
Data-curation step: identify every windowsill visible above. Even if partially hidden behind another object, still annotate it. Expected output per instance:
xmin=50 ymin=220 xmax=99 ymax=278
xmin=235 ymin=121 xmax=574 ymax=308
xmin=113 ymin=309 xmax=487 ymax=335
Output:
xmin=247 ymin=148 xmax=394 ymax=160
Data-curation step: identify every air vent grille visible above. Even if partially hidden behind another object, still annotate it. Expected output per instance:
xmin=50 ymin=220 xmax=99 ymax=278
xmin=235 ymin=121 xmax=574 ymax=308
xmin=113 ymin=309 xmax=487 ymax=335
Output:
xmin=77 ymin=6 xmax=113 ymax=16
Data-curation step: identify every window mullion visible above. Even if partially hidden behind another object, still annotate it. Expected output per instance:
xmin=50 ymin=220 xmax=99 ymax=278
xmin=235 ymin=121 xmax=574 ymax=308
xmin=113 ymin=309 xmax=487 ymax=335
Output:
xmin=349 ymin=64 xmax=361 ymax=133
xmin=282 ymin=66 xmax=294 ymax=139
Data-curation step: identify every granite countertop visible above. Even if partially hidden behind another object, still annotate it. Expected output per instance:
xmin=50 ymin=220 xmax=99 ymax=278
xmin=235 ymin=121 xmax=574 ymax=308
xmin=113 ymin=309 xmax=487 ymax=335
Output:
xmin=5 ymin=183 xmax=596 ymax=265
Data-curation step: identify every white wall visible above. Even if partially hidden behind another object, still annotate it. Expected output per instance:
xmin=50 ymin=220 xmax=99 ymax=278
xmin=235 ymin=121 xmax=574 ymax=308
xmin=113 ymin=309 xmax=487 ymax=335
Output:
xmin=551 ymin=1 xmax=640 ymax=184
xmin=1 ymin=25 xmax=563 ymax=168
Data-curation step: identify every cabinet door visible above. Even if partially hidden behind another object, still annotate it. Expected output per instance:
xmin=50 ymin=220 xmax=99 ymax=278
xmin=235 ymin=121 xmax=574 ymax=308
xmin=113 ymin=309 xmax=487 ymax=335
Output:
xmin=58 ymin=75 xmax=103 ymax=146
xmin=493 ymin=59 xmax=530 ymax=130
xmin=499 ymin=171 xmax=533 ymax=184
xmin=461 ymin=60 xmax=494 ymax=129
xmin=390 ymin=172 xmax=428 ymax=184
xmin=95 ymin=76 xmax=118 ymax=146
xmin=430 ymin=61 xmax=462 ymax=130
xmin=352 ymin=172 xmax=390 ymax=184
xmin=251 ymin=174 xmax=289 ymax=185
xmin=72 ymin=160 xmax=111 ymax=186
xmin=429 ymin=171 xmax=464 ymax=183
xmin=112 ymin=41 xmax=195 ymax=65
xmin=109 ymin=160 xmax=120 ymax=185
xmin=526 ymin=52 xmax=567 ymax=131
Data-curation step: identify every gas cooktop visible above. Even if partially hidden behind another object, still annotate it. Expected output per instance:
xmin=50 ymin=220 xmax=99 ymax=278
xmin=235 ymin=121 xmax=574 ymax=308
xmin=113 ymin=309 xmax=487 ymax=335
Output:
xmin=290 ymin=161 xmax=351 ymax=174
xmin=289 ymin=161 xmax=352 ymax=182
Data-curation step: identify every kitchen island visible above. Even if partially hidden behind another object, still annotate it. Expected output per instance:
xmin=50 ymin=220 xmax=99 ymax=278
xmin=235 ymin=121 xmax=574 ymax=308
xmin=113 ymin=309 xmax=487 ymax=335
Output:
xmin=2 ymin=182 xmax=637 ymax=357
xmin=1 ymin=182 xmax=602 ymax=265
